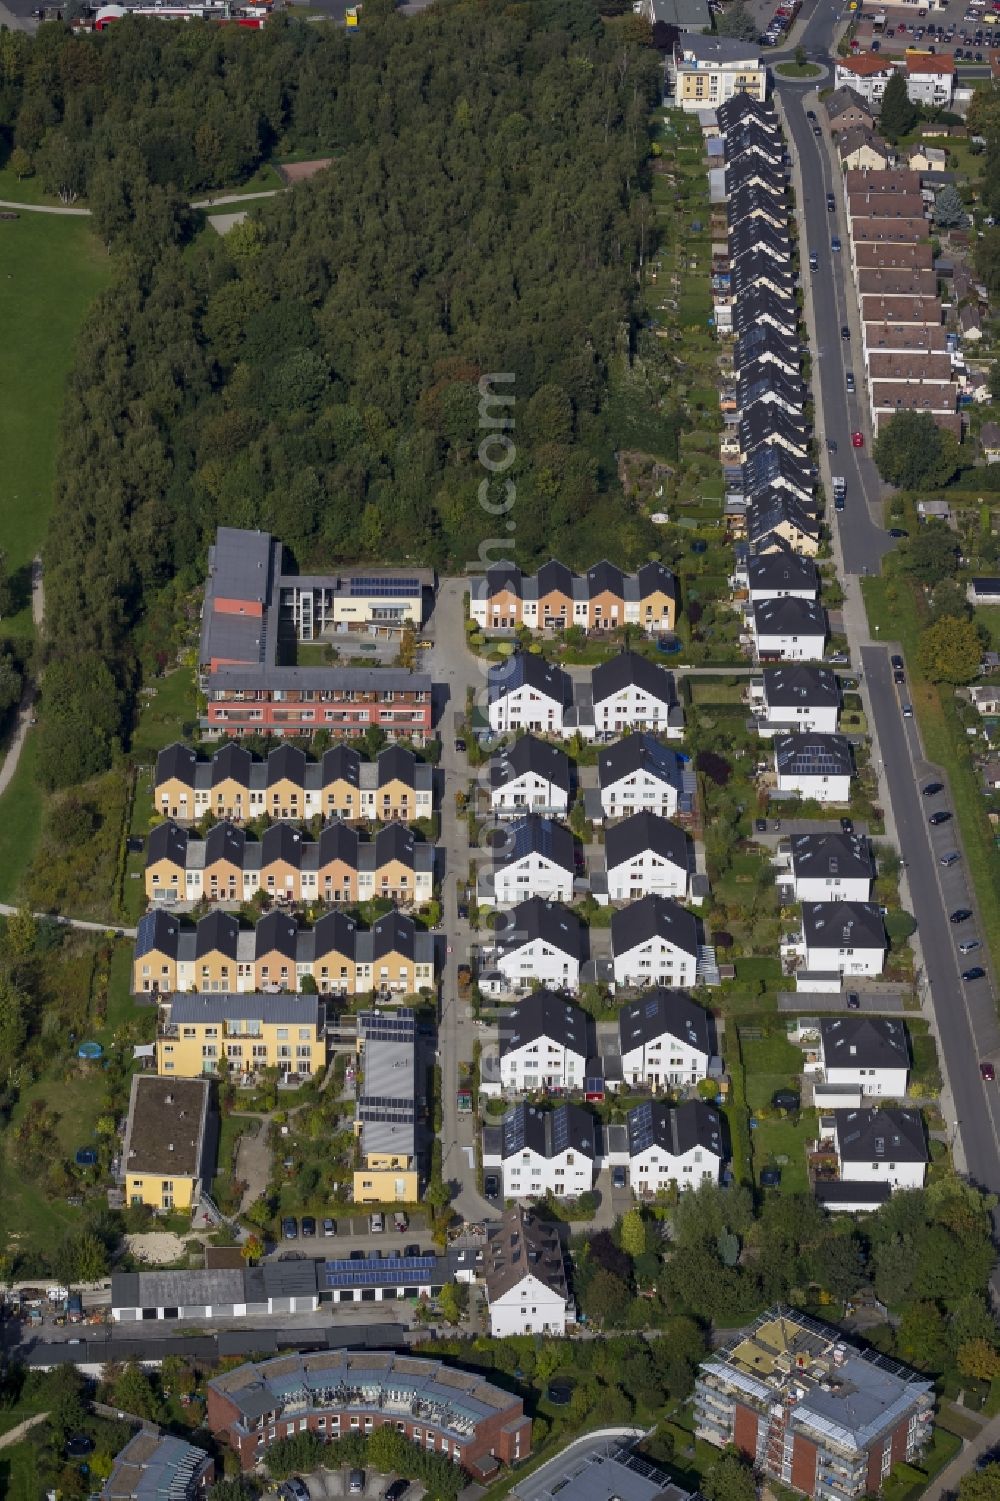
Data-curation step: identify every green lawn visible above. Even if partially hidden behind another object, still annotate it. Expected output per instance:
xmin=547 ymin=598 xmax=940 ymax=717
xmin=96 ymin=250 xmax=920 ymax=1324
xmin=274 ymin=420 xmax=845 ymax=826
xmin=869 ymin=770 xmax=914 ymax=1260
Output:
xmin=741 ymin=1029 xmax=804 ymax=1109
xmin=0 ymin=1441 xmax=41 ymax=1501
xmin=750 ymin=1109 xmax=818 ymax=1193
xmin=0 ymin=1060 xmax=108 ymax=1252
xmin=130 ymin=665 xmax=197 ymax=763
xmin=973 ymin=606 xmax=1000 ymax=651
xmin=0 ymin=213 xmax=110 ymax=635
xmin=0 ymin=733 xmax=44 ymax=903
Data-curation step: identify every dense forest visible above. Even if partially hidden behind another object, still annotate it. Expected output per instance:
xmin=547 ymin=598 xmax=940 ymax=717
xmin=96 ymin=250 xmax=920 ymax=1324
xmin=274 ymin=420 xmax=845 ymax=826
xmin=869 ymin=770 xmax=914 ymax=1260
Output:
xmin=0 ymin=0 xmax=666 ymax=781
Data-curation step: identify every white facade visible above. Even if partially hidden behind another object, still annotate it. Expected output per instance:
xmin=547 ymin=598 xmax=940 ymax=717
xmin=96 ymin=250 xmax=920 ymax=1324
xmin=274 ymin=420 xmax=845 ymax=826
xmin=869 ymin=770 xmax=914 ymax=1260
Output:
xmin=824 ymin=1057 xmax=909 ymax=1099
xmin=749 ymin=581 xmax=817 ymax=605
xmin=498 ymin=1034 xmax=586 ymax=1092
xmin=489 ymin=1276 xmax=569 ymax=1338
xmin=593 ymin=684 xmax=674 ymax=736
xmin=630 ymin=1139 xmax=721 ymax=1193
xmin=483 ymin=854 xmax=574 ymax=909
xmin=621 ymin=1032 xmax=709 ymax=1088
xmin=833 ymin=58 xmax=895 ymax=104
xmin=488 ymin=684 xmax=566 ymax=735
xmin=752 ymin=621 xmax=826 ymax=663
xmin=906 ymin=64 xmax=953 ymax=107
xmin=775 ymin=765 xmax=852 ymax=804
xmin=497 ymin=1145 xmax=594 ymax=1200
xmin=607 ymin=845 xmax=688 ymax=903
xmin=494 ymin=938 xmax=581 ymax=993
xmin=753 ymin=688 xmax=839 ymax=736
xmin=491 ymin=771 xmax=569 ymax=819
xmin=835 ymin=1137 xmax=926 ymax=1190
xmin=601 ymin=770 xmax=679 ymax=819
xmin=613 ymin=935 xmax=698 ymax=990
xmin=802 ymin=938 xmax=884 ymax=979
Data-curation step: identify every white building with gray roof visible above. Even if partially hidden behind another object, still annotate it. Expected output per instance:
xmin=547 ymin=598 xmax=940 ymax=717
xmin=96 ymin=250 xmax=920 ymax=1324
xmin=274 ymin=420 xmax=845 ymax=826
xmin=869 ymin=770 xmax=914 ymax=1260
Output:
xmin=482 ymin=1102 xmax=597 ymax=1200
xmin=773 ymin=733 xmax=853 ymax=803
xmin=778 ymin=831 xmax=875 ymax=903
xmin=627 ymin=1099 xmax=723 ymax=1193
xmin=618 ymin=988 xmax=711 ymax=1088
xmin=819 ymin=1017 xmax=909 ymax=1098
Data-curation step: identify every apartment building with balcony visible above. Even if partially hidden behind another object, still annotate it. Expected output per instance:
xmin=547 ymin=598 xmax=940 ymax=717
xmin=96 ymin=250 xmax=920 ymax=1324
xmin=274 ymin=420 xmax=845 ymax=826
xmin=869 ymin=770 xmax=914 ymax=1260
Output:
xmin=155 ymin=993 xmax=326 ymax=1080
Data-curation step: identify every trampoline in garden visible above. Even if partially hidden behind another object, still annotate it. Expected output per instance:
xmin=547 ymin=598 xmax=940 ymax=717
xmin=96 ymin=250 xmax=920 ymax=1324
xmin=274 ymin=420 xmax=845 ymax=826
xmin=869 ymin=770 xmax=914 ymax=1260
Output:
xmin=75 ymin=1148 xmax=98 ymax=1166
xmin=77 ymin=1042 xmax=103 ymax=1060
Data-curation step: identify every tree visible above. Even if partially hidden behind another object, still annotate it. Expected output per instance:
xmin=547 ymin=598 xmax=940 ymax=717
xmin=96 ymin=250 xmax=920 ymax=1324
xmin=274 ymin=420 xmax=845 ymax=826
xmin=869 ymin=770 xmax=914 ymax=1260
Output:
xmin=0 ymin=654 xmax=22 ymax=719
xmin=620 ymin=1207 xmax=647 ymax=1260
xmin=898 ymin=1300 xmax=949 ymax=1370
xmin=884 ymin=909 xmax=918 ymax=942
xmin=918 ymin=615 xmax=982 ymax=685
xmin=9 ymin=147 xmax=32 ymax=180
xmin=716 ymin=1 xmax=757 ymax=38
xmin=113 ymin=1362 xmax=159 ymax=1421
xmin=929 ymin=577 xmax=971 ymax=623
xmin=901 ymin=521 xmax=961 ymax=588
xmin=580 ymin=1267 xmax=632 ymax=1327
xmin=209 ymin=1482 xmax=258 ymax=1501
xmin=933 ymin=183 xmax=967 ymax=228
xmin=703 ymin=1451 xmax=757 ymax=1501
xmin=957 ymin=1337 xmax=1000 ymax=1380
xmin=879 ymin=70 xmax=919 ymax=143
xmin=241 ymin=1234 xmax=264 ymax=1264
xmin=872 ymin=411 xmax=962 ymax=491
xmin=73 ymin=1232 xmax=110 ymax=1283
xmin=0 ymin=975 xmax=27 ymax=1071
xmin=959 ymin=1465 xmax=1000 ymax=1501
xmin=438 ymin=1280 xmax=468 ymax=1325
xmin=4 ymin=905 xmax=36 ymax=960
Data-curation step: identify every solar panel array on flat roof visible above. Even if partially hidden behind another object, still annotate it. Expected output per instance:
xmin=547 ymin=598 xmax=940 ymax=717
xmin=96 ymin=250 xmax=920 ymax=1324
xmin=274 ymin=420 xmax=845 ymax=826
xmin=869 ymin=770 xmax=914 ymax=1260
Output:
xmin=348 ymin=577 xmax=422 ymax=597
xmin=359 ymin=1011 xmax=415 ymax=1042
xmin=358 ymin=1101 xmax=414 ymax=1123
xmin=323 ymin=1255 xmax=436 ymax=1289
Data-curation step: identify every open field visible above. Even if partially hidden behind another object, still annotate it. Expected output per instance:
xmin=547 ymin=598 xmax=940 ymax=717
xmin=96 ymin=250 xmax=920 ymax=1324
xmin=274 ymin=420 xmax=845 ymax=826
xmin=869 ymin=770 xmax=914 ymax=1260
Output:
xmin=0 ymin=214 xmax=109 ymax=636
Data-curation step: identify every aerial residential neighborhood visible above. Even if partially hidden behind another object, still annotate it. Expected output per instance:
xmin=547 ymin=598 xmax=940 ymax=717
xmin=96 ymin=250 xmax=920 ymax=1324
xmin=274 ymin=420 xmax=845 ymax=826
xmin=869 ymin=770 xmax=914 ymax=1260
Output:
xmin=2 ymin=0 xmax=1000 ymax=1499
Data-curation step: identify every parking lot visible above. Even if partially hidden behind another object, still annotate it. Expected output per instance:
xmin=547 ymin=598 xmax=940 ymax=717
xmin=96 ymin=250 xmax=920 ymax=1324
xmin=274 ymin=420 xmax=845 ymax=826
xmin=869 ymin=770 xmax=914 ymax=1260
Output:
xmin=849 ymin=0 xmax=1000 ymax=75
xmin=271 ymin=1467 xmax=426 ymax=1501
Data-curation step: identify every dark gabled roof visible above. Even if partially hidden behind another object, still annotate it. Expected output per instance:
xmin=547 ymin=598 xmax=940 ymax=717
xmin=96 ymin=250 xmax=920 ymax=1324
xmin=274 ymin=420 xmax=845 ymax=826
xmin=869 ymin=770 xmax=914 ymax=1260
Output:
xmin=725 ymin=127 xmax=783 ymax=166
xmin=747 ymin=493 xmax=819 ymax=548
xmin=260 ymin=821 xmax=306 ymax=869
xmin=591 ymin=651 xmax=675 ymax=707
xmin=732 ymin=289 xmax=797 ymax=341
xmin=195 ymin=909 xmax=240 ymax=960
xmin=790 ymin=831 xmax=874 ymax=883
xmin=370 ymin=909 xmax=417 ymax=960
xmin=752 ymin=596 xmax=827 ymax=640
xmin=146 ymin=820 xmax=188 ymax=867
xmin=618 ymin=987 xmax=710 ymax=1056
xmin=611 ymin=893 xmax=699 ymax=959
xmin=585 ymin=559 xmax=626 ymax=598
xmin=500 ymin=1102 xmax=596 ymax=1162
xmin=377 ymin=743 xmax=417 ymax=788
xmin=718 ymin=92 xmax=779 ymax=134
xmin=211 ymin=741 xmax=252 ymax=788
xmin=774 ymin=733 xmax=854 ymax=779
xmin=135 ymin=907 xmax=181 ymax=960
xmin=490 ymin=735 xmax=571 ymax=793
xmin=729 ymin=219 xmax=791 ymax=264
xmin=605 ymin=811 xmax=689 ymax=872
xmin=320 ymin=743 xmax=361 ymax=788
xmin=725 ymin=156 xmax=786 ymax=195
xmin=731 ymin=256 xmax=794 ymax=299
xmin=636 ymin=560 xmax=677 ymax=600
xmin=489 ymin=815 xmax=575 ymax=874
xmin=748 ymin=554 xmax=818 ymax=593
xmin=374 ymin=821 xmax=418 ymax=868
xmin=801 ymin=900 xmax=885 ymax=952
xmin=252 ymin=909 xmax=299 ymax=960
xmin=498 ymin=988 xmax=589 ymax=1060
xmin=626 ymin=1099 xmax=723 ymax=1159
xmin=739 ymin=407 xmax=808 ymax=456
xmin=825 ymin=84 xmax=874 ymax=122
xmin=737 ymin=368 xmax=803 ymax=411
xmin=266 ymin=742 xmax=306 ymax=787
xmin=536 ymin=558 xmax=575 ymax=599
xmin=488 ymin=652 xmax=571 ymax=706
xmin=485 ymin=561 xmax=523 ymax=597
xmin=166 ymin=992 xmax=322 ymax=1028
xmin=736 ymin=324 xmax=799 ymax=371
xmin=821 ymin=1016 xmax=909 ymax=1072
xmin=728 ymin=184 xmax=787 ymax=227
xmin=310 ymin=907 xmax=358 ymax=958
xmin=834 ymin=1107 xmax=927 ymax=1163
xmin=155 ymin=742 xmax=199 ymax=789
xmin=484 ymin=1205 xmax=569 ymax=1303
xmin=763 ymin=664 xmax=840 ymax=708
xmin=492 ymin=898 xmax=586 ymax=961
xmin=744 ymin=445 xmax=811 ymax=499
xmin=316 ymin=819 xmax=360 ymax=867
xmin=598 ymin=733 xmax=684 ymax=790
xmin=204 ymin=820 xmax=246 ymax=867
xmin=815 ymin=1180 xmax=891 ymax=1207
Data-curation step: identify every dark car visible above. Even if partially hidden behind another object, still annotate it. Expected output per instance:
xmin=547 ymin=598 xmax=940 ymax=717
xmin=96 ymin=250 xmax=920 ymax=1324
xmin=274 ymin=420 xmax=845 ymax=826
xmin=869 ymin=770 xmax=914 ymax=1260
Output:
xmin=484 ymin=1173 xmax=500 ymax=1200
xmin=612 ymin=1164 xmax=627 ymax=1189
xmin=963 ymin=966 xmax=987 ymax=982
xmin=457 ymin=902 xmax=469 ymax=919
xmin=827 ymin=192 xmax=835 ymax=211
xmin=922 ymin=780 xmax=943 ymax=796
xmin=404 ymin=1243 xmax=421 ymax=1257
xmin=809 ymin=251 xmax=819 ymax=271
xmin=454 ymin=738 xmax=466 ymax=753
xmin=950 ymin=909 xmax=973 ymax=924
xmin=813 ymin=123 xmax=821 ymax=135
xmin=832 ymin=235 xmax=841 ymax=252
xmin=841 ymin=324 xmax=850 ymax=339
xmin=890 ymin=654 xmax=903 ymax=671
xmin=385 ymin=1483 xmax=410 ymax=1501
xmin=282 ymin=1216 xmax=298 ymax=1240
xmin=929 ymin=810 xmax=952 ymax=825
xmin=807 ymin=108 xmax=816 ymax=119
xmin=846 ymin=372 xmax=855 ymax=392
xmin=301 ymin=1215 xmax=316 ymax=1237
xmin=755 ymin=817 xmax=768 ymax=833
xmin=827 ymin=438 xmax=838 ymax=454
xmin=840 ymin=816 xmax=853 ymax=833
xmin=846 ymin=992 xmax=861 ymax=1009
xmin=893 ymin=669 xmax=905 ymax=685
xmin=888 ymin=527 xmax=908 ymax=539
xmin=981 ymin=1062 xmax=996 ymax=1083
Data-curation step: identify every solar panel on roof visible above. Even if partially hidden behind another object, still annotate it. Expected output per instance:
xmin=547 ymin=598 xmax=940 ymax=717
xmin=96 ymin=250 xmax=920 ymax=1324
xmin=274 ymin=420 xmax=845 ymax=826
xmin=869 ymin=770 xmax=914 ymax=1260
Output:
xmin=348 ymin=578 xmax=421 ymax=597
xmin=550 ymin=1110 xmax=569 ymax=1154
xmin=631 ymin=1101 xmax=655 ymax=1153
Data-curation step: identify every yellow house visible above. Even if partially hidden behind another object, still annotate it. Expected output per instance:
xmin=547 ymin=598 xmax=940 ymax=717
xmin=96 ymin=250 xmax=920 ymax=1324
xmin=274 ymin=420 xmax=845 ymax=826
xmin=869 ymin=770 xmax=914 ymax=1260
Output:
xmin=156 ymin=993 xmax=326 ymax=1079
xmin=353 ymin=1010 xmax=419 ymax=1204
xmin=120 ymin=1074 xmax=212 ymax=1212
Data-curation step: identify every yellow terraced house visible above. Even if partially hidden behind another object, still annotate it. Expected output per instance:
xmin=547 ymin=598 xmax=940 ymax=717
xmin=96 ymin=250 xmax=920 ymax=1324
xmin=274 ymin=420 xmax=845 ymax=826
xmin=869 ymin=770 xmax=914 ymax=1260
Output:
xmin=120 ymin=1074 xmax=212 ymax=1212
xmin=353 ymin=1010 xmax=419 ymax=1203
xmin=156 ymin=993 xmax=326 ymax=1080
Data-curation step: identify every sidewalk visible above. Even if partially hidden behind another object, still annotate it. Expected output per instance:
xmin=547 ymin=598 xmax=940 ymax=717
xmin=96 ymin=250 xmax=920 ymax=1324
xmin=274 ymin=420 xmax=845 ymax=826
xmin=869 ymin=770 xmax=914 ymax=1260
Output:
xmin=921 ymin=1413 xmax=1000 ymax=1501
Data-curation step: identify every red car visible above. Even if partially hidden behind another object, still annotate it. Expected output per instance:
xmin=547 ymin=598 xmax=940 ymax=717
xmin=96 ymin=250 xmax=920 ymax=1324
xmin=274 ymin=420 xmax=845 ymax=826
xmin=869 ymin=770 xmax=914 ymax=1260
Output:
xmin=851 ymin=431 xmax=864 ymax=448
xmin=981 ymin=1062 xmax=996 ymax=1082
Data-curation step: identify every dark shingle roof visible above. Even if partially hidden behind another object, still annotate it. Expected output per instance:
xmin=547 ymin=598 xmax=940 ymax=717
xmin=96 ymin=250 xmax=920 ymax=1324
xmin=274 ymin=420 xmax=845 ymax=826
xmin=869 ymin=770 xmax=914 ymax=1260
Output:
xmin=825 ymin=84 xmax=874 ymax=123
xmin=488 ymin=652 xmax=571 ymax=706
xmin=211 ymin=741 xmax=253 ymax=788
xmin=801 ymin=900 xmax=886 ymax=952
xmin=155 ymin=743 xmax=199 ymax=789
xmin=748 ymin=555 xmax=819 ymax=594
xmin=490 ymin=736 xmax=571 ymax=794
xmin=492 ymin=898 xmax=587 ymax=961
xmin=834 ymin=1107 xmax=927 ymax=1163
xmin=626 ymin=1099 xmax=723 ymax=1159
xmin=204 ymin=820 xmax=246 ymax=867
xmin=252 ymin=909 xmax=298 ymax=960
xmin=498 ymin=989 xmax=589 ymax=1059
xmin=598 ymin=733 xmax=685 ymax=791
xmin=194 ymin=909 xmax=239 ymax=960
xmin=790 ymin=831 xmax=874 ymax=882
xmin=321 ymin=743 xmax=361 ymax=787
xmin=489 ymin=815 xmax=575 ymax=873
xmin=146 ymin=820 xmax=188 ymax=868
xmin=763 ymin=664 xmax=840 ymax=708
xmin=821 ymin=1016 xmax=909 ymax=1072
xmin=752 ymin=597 xmax=827 ymax=641
xmin=591 ymin=651 xmax=675 ymax=707
xmin=500 ymin=1102 xmax=596 ymax=1162
xmin=611 ymin=893 xmax=699 ymax=959
xmin=266 ymin=742 xmax=307 ymax=787
xmin=774 ymin=734 xmax=853 ymax=779
xmin=618 ymin=988 xmax=710 ymax=1055
xmin=605 ymin=811 xmax=689 ymax=871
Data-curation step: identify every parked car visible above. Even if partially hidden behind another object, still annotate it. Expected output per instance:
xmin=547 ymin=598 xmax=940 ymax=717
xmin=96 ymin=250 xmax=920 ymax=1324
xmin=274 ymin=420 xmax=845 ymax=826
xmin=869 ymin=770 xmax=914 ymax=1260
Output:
xmin=846 ymin=992 xmax=861 ymax=1009
xmin=485 ymin=1173 xmax=500 ymax=1200
xmin=370 ymin=1212 xmax=384 ymax=1233
xmin=950 ymin=909 xmax=973 ymax=924
xmin=841 ymin=324 xmax=850 ymax=340
xmin=959 ymin=939 xmax=981 ymax=955
xmin=888 ymin=527 xmax=908 ymax=538
xmin=940 ymin=851 xmax=960 ymax=867
xmin=349 ymin=1471 xmax=366 ymax=1495
xmin=755 ymin=817 xmax=768 ymax=833
xmin=301 ymin=1216 xmax=316 ymax=1238
xmin=385 ymin=1483 xmax=410 ymax=1501
xmin=831 ymin=235 xmax=841 ymax=251
xmin=891 ymin=654 xmax=904 ymax=671
xmin=827 ymin=192 xmax=835 ymax=211
xmin=846 ymin=372 xmax=855 ymax=393
xmin=851 ymin=431 xmax=864 ymax=447
xmin=809 ymin=251 xmax=819 ymax=270
xmin=902 ymin=703 xmax=913 ymax=717
xmin=282 ymin=1217 xmax=298 ymax=1240
xmin=963 ymin=966 xmax=987 ymax=982
xmin=929 ymin=810 xmax=952 ymax=826
xmin=280 ymin=1481 xmax=310 ymax=1501
xmin=980 ymin=1061 xmax=996 ymax=1081
xmin=612 ymin=1164 xmax=627 ymax=1189
xmin=322 ymin=1217 xmax=336 ymax=1237
xmin=840 ymin=817 xmax=853 ymax=833
xmin=394 ymin=1211 xmax=408 ymax=1232
xmin=454 ymin=738 xmax=466 ymax=753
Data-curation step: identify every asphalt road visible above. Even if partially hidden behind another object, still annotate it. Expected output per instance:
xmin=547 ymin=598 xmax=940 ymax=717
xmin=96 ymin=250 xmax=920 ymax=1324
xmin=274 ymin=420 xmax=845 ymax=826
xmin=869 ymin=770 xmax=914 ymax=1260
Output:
xmin=862 ymin=647 xmax=1000 ymax=1195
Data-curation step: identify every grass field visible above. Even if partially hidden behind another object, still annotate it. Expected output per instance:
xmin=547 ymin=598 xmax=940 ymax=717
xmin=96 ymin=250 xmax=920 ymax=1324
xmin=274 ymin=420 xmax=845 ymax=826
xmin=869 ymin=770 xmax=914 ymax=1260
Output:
xmin=130 ymin=666 xmax=197 ymax=763
xmin=0 ymin=214 xmax=110 ymax=636
xmin=0 ymin=1441 xmax=40 ymax=1501
xmin=741 ymin=1029 xmax=804 ymax=1109
xmin=750 ymin=1109 xmax=818 ymax=1193
xmin=0 ymin=733 xmax=44 ymax=903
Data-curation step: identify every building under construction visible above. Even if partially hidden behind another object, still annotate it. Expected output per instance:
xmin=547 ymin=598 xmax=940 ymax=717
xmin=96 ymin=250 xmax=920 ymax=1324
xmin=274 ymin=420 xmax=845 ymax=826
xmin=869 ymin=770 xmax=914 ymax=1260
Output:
xmin=694 ymin=1307 xmax=934 ymax=1499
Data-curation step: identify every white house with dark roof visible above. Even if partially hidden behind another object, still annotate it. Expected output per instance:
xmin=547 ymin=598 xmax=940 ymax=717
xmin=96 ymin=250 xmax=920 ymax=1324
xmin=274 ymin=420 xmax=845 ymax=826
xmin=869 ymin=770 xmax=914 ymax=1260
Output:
xmin=590 ymin=652 xmax=678 ymax=737
xmin=487 ymin=653 xmax=571 ymax=735
xmin=482 ymin=1102 xmax=596 ymax=1200
xmin=819 ymin=1016 xmax=910 ymax=1097
xmin=747 ymin=494 xmax=820 ymax=558
xmin=751 ymin=597 xmax=827 ymax=662
xmin=598 ymin=734 xmax=686 ymax=819
xmin=489 ymin=735 xmax=571 ymax=819
xmin=738 ymin=407 xmax=809 ymax=463
xmin=751 ymin=665 xmax=840 ymax=737
xmin=497 ymin=989 xmax=588 ymax=1092
xmin=611 ymin=894 xmax=700 ymax=990
xmin=773 ymin=733 xmax=853 ymax=803
xmin=480 ymin=816 xmax=576 ymax=909
xmin=603 ymin=811 xmax=690 ymax=903
xmin=745 ymin=553 xmax=819 ymax=602
xmin=487 ymin=898 xmax=587 ymax=994
xmin=777 ymin=831 xmax=875 ymax=903
xmin=618 ymin=989 xmax=711 ymax=1088
xmin=830 ymin=1107 xmax=927 ymax=1190
xmin=627 ymin=1099 xmax=724 ymax=1193
xmin=784 ymin=901 xmax=886 ymax=985
xmin=484 ymin=1205 xmax=573 ymax=1338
